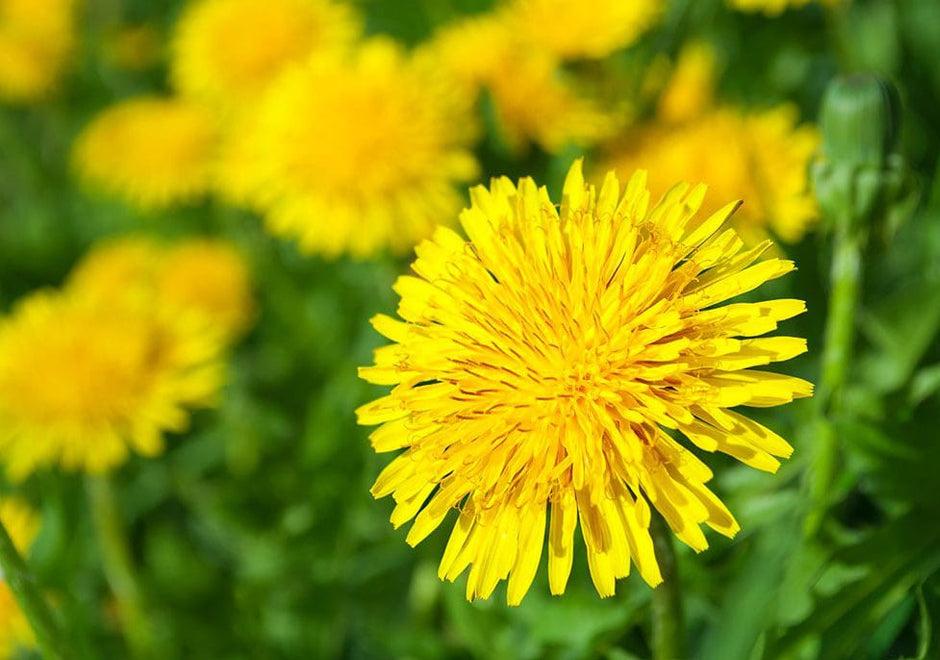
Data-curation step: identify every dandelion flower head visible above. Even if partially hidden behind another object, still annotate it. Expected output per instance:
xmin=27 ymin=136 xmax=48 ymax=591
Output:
xmin=232 ymin=38 xmax=479 ymax=257
xmin=0 ymin=288 xmax=224 ymax=479
xmin=657 ymin=41 xmax=719 ymax=125
xmin=427 ymin=15 xmax=617 ymax=153
xmin=358 ymin=160 xmax=812 ymax=604
xmin=72 ymin=97 xmax=218 ymax=211
xmin=0 ymin=499 xmax=39 ymax=656
xmin=603 ymin=106 xmax=819 ymax=246
xmin=0 ymin=0 xmax=78 ymax=103
xmin=505 ymin=0 xmax=662 ymax=60
xmin=171 ymin=0 xmax=360 ymax=107
xmin=69 ymin=236 xmax=254 ymax=342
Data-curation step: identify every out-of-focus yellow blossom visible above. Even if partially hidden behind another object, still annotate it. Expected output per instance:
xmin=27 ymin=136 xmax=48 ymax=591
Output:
xmin=358 ymin=160 xmax=811 ymax=604
xmin=0 ymin=0 xmax=79 ymax=103
xmin=0 ymin=289 xmax=224 ymax=479
xmin=72 ymin=97 xmax=218 ymax=210
xmin=69 ymin=236 xmax=254 ymax=342
xmin=728 ymin=0 xmax=845 ymax=16
xmin=602 ymin=106 xmax=819 ymax=246
xmin=505 ymin=0 xmax=662 ymax=60
xmin=427 ymin=15 xmax=618 ymax=153
xmin=0 ymin=499 xmax=39 ymax=657
xmin=67 ymin=236 xmax=162 ymax=304
xmin=103 ymin=24 xmax=162 ymax=72
xmin=171 ymin=0 xmax=360 ymax=108
xmin=156 ymin=241 xmax=253 ymax=341
xmin=228 ymin=39 xmax=479 ymax=257
xmin=657 ymin=42 xmax=718 ymax=124
xmin=213 ymin=112 xmax=268 ymax=210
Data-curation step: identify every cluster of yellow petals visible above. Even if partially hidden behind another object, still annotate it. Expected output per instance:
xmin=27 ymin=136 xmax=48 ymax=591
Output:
xmin=358 ymin=161 xmax=812 ymax=604
xmin=0 ymin=234 xmax=251 ymax=479
xmin=170 ymin=0 xmax=360 ymax=108
xmin=72 ymin=97 xmax=219 ymax=210
xmin=0 ymin=290 xmax=224 ymax=478
xmin=655 ymin=42 xmax=718 ymax=125
xmin=69 ymin=235 xmax=254 ymax=342
xmin=426 ymin=15 xmax=618 ymax=154
xmin=603 ymin=107 xmax=820 ymax=247
xmin=0 ymin=0 xmax=78 ymax=103
xmin=226 ymin=39 xmax=479 ymax=257
xmin=504 ymin=0 xmax=662 ymax=60
xmin=603 ymin=43 xmax=819 ymax=246
xmin=0 ymin=499 xmax=39 ymax=656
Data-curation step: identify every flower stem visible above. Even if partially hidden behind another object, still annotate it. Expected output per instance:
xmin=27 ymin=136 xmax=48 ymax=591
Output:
xmin=806 ymin=223 xmax=864 ymax=536
xmin=650 ymin=513 xmax=684 ymax=660
xmin=86 ymin=475 xmax=155 ymax=659
xmin=0 ymin=516 xmax=69 ymax=659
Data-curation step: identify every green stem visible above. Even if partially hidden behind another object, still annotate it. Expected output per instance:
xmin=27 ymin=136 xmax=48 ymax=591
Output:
xmin=806 ymin=224 xmax=864 ymax=535
xmin=820 ymin=224 xmax=864 ymax=410
xmin=0 ymin=516 xmax=68 ymax=659
xmin=650 ymin=513 xmax=684 ymax=660
xmin=86 ymin=476 xmax=155 ymax=659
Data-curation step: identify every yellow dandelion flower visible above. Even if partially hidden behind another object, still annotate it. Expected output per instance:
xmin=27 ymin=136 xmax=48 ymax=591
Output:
xmin=232 ymin=39 xmax=479 ymax=257
xmin=505 ymin=0 xmax=662 ymax=60
xmin=213 ymin=111 xmax=269 ymax=210
xmin=156 ymin=241 xmax=254 ymax=341
xmin=0 ymin=0 xmax=78 ymax=103
xmin=0 ymin=499 xmax=39 ymax=656
xmin=0 ymin=289 xmax=224 ymax=480
xmin=357 ymin=160 xmax=812 ymax=605
xmin=171 ymin=0 xmax=360 ymax=108
xmin=657 ymin=42 xmax=718 ymax=124
xmin=602 ymin=106 xmax=819 ymax=246
xmin=427 ymin=15 xmax=617 ymax=153
xmin=69 ymin=236 xmax=254 ymax=342
xmin=728 ymin=0 xmax=845 ymax=16
xmin=72 ymin=97 xmax=218 ymax=210
xmin=66 ymin=235 xmax=163 ymax=303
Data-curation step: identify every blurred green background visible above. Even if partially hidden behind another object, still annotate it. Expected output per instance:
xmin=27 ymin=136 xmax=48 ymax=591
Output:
xmin=4 ymin=0 xmax=940 ymax=658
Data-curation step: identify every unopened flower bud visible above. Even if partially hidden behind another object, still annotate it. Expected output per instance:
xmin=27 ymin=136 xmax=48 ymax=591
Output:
xmin=812 ymin=75 xmax=915 ymax=235
xmin=820 ymin=75 xmax=900 ymax=168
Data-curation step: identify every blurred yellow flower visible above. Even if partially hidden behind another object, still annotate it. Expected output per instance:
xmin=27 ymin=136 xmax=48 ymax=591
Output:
xmin=72 ymin=97 xmax=218 ymax=210
xmin=427 ymin=15 xmax=618 ymax=153
xmin=157 ymin=241 xmax=254 ymax=341
xmin=506 ymin=0 xmax=661 ymax=60
xmin=657 ymin=42 xmax=718 ymax=124
xmin=728 ymin=0 xmax=844 ymax=16
xmin=0 ymin=289 xmax=224 ymax=479
xmin=171 ymin=0 xmax=359 ymax=108
xmin=0 ymin=499 xmax=39 ymax=657
xmin=0 ymin=0 xmax=78 ymax=103
xmin=358 ymin=160 xmax=811 ymax=604
xmin=602 ymin=106 xmax=819 ymax=246
xmin=230 ymin=39 xmax=479 ymax=257
xmin=70 ymin=236 xmax=254 ymax=342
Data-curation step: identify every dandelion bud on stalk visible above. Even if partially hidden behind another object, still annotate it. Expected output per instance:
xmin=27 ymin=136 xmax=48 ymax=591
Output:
xmin=806 ymin=74 xmax=916 ymax=535
xmin=812 ymin=74 xmax=915 ymax=236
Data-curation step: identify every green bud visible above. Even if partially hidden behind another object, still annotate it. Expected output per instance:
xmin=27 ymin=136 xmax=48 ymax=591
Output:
xmin=819 ymin=75 xmax=900 ymax=168
xmin=813 ymin=75 xmax=916 ymax=236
